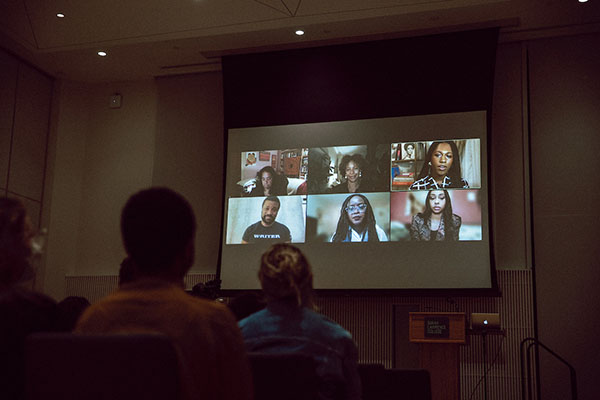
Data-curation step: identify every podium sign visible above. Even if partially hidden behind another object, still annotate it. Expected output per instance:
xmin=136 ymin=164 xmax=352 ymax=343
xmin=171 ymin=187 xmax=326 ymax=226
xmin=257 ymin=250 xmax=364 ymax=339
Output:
xmin=409 ymin=312 xmax=466 ymax=343
xmin=425 ymin=316 xmax=449 ymax=338
xmin=409 ymin=312 xmax=466 ymax=400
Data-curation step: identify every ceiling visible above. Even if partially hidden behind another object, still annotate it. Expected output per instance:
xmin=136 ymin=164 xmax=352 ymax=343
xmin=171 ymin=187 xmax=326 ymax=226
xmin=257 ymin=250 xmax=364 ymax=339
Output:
xmin=0 ymin=0 xmax=599 ymax=82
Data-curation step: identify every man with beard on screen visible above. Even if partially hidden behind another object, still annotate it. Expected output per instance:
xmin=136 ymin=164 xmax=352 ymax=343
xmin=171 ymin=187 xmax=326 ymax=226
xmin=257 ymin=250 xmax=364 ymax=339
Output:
xmin=241 ymin=196 xmax=291 ymax=244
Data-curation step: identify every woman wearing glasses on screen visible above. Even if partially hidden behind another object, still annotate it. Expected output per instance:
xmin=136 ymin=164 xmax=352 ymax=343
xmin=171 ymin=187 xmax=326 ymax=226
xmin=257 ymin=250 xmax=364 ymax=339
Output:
xmin=410 ymin=189 xmax=461 ymax=241
xmin=409 ymin=141 xmax=469 ymax=190
xmin=331 ymin=194 xmax=388 ymax=242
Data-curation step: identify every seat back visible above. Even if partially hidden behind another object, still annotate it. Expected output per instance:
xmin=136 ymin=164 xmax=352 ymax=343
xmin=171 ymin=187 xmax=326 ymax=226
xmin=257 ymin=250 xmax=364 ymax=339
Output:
xmin=25 ymin=333 xmax=181 ymax=400
xmin=247 ymin=352 xmax=319 ymax=400
xmin=383 ymin=368 xmax=432 ymax=400
xmin=358 ymin=364 xmax=431 ymax=400
xmin=358 ymin=363 xmax=386 ymax=400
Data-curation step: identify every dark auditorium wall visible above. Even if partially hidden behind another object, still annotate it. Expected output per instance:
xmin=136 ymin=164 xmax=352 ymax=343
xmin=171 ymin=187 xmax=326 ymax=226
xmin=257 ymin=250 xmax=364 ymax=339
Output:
xmin=42 ymin=75 xmax=225 ymax=294
xmin=0 ymin=48 xmax=53 ymax=290
xmin=0 ymin=49 xmax=52 ymax=231
xmin=490 ymin=42 xmax=530 ymax=270
xmin=43 ymin=79 xmax=158 ymax=297
xmin=153 ymin=72 xmax=225 ymax=273
xmin=528 ymin=33 xmax=600 ymax=400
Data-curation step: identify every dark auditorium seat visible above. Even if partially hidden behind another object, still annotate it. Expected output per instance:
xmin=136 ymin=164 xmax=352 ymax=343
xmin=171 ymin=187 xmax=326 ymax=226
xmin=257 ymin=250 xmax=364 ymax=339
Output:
xmin=25 ymin=333 xmax=181 ymax=400
xmin=358 ymin=364 xmax=431 ymax=400
xmin=247 ymin=352 xmax=319 ymax=400
xmin=385 ymin=368 xmax=432 ymax=400
xmin=358 ymin=363 xmax=386 ymax=400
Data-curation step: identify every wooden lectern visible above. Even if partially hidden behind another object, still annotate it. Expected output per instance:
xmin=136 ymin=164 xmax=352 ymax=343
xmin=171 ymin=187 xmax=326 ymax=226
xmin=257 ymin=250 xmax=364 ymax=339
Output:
xmin=409 ymin=312 xmax=466 ymax=400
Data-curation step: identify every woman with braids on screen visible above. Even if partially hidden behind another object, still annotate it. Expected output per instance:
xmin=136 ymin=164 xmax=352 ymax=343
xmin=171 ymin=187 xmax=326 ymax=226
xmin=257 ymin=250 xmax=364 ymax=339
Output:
xmin=409 ymin=141 xmax=469 ymax=190
xmin=410 ymin=189 xmax=461 ymax=241
xmin=249 ymin=166 xmax=289 ymax=197
xmin=330 ymin=194 xmax=388 ymax=242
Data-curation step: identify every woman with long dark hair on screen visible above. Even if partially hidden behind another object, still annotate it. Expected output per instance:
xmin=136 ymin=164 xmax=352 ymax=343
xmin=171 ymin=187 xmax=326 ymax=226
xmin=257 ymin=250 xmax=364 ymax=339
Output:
xmin=249 ymin=166 xmax=289 ymax=196
xmin=331 ymin=194 xmax=388 ymax=242
xmin=410 ymin=189 xmax=461 ymax=241
xmin=409 ymin=141 xmax=469 ymax=190
xmin=329 ymin=154 xmax=369 ymax=193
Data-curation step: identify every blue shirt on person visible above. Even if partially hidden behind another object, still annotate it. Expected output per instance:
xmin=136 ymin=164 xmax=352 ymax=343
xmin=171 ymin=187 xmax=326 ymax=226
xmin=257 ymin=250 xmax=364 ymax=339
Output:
xmin=239 ymin=298 xmax=361 ymax=400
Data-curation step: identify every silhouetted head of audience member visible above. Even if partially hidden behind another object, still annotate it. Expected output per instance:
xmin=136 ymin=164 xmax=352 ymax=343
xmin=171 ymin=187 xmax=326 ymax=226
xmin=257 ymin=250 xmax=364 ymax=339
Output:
xmin=258 ymin=243 xmax=315 ymax=310
xmin=191 ymin=279 xmax=222 ymax=300
xmin=0 ymin=197 xmax=34 ymax=287
xmin=0 ymin=200 xmax=58 ymax=400
xmin=121 ymin=187 xmax=196 ymax=281
xmin=228 ymin=293 xmax=266 ymax=320
xmin=118 ymin=256 xmax=137 ymax=286
xmin=55 ymin=296 xmax=91 ymax=331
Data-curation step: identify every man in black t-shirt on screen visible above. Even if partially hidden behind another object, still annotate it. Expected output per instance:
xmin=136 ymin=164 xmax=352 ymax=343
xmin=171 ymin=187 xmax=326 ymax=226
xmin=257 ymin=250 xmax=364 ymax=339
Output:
xmin=241 ymin=196 xmax=291 ymax=244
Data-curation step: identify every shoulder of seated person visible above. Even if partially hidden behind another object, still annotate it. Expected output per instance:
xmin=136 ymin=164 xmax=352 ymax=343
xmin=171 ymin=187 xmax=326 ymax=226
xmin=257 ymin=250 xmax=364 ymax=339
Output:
xmin=0 ymin=286 xmax=58 ymax=309
xmin=307 ymin=311 xmax=352 ymax=338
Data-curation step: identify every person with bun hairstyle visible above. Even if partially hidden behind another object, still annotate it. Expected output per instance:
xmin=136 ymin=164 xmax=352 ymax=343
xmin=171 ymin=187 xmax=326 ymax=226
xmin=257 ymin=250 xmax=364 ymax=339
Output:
xmin=409 ymin=141 xmax=469 ymax=190
xmin=239 ymin=244 xmax=361 ymax=400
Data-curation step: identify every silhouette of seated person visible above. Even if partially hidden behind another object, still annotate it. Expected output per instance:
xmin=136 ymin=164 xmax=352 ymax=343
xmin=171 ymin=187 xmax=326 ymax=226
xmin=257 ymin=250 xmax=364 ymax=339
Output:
xmin=190 ymin=279 xmax=222 ymax=300
xmin=55 ymin=296 xmax=91 ymax=332
xmin=117 ymin=256 xmax=137 ymax=286
xmin=0 ymin=197 xmax=58 ymax=400
xmin=75 ymin=187 xmax=252 ymax=400
xmin=228 ymin=293 xmax=266 ymax=321
xmin=239 ymin=243 xmax=361 ymax=400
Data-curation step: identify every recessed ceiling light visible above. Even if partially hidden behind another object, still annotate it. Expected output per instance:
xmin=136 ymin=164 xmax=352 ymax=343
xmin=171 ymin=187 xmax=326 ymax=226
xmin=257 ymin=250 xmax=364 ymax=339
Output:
xmin=295 ymin=30 xmax=305 ymax=36
xmin=97 ymin=51 xmax=108 ymax=57
xmin=56 ymin=13 xmax=65 ymax=18
xmin=578 ymin=0 xmax=588 ymax=2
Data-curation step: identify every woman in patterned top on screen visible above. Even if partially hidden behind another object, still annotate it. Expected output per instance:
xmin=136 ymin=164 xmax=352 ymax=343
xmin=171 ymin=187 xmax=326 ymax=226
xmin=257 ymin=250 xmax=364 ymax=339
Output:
xmin=409 ymin=141 xmax=469 ymax=190
xmin=410 ymin=189 xmax=461 ymax=241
